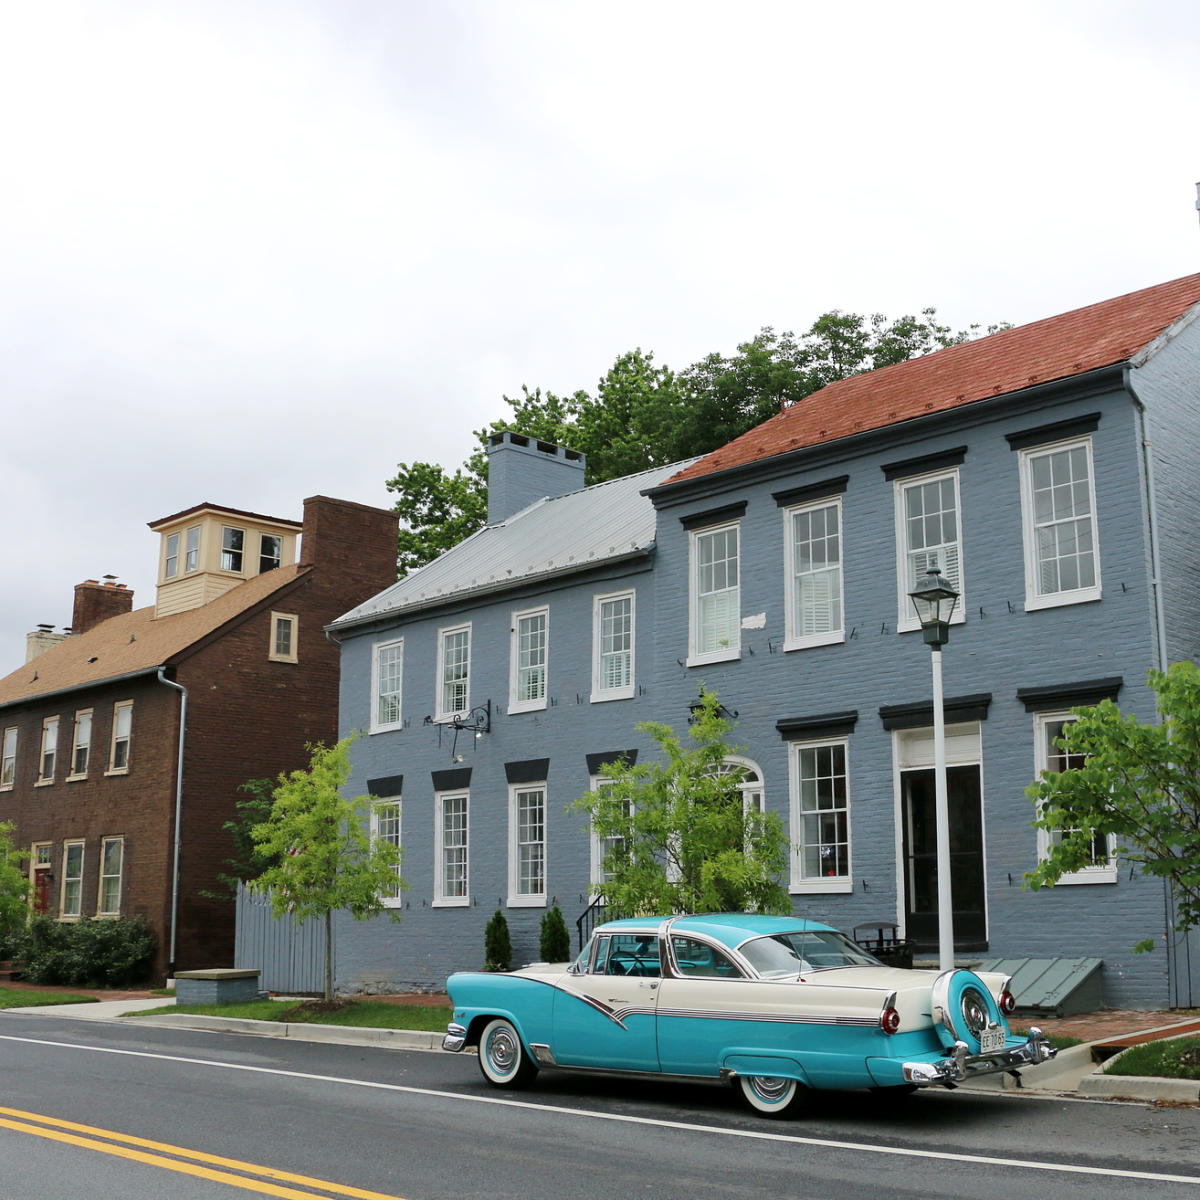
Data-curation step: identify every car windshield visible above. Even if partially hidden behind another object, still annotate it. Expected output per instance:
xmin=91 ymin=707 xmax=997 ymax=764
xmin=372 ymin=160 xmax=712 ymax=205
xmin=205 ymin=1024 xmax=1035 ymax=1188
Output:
xmin=740 ymin=930 xmax=882 ymax=978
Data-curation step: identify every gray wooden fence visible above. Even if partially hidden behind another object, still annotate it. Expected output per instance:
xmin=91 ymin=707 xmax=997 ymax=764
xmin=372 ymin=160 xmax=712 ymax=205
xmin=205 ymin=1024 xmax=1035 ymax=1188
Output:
xmin=234 ymin=882 xmax=326 ymax=995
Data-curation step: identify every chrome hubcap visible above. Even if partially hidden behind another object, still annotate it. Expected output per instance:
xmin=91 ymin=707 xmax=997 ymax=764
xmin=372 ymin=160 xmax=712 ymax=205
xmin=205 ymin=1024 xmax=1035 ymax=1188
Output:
xmin=751 ymin=1076 xmax=791 ymax=1102
xmin=488 ymin=1029 xmax=517 ymax=1073
xmin=960 ymin=987 xmax=989 ymax=1036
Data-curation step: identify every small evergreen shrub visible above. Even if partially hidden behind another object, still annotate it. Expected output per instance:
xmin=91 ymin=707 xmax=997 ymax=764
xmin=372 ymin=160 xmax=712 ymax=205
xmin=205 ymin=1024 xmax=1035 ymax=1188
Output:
xmin=484 ymin=909 xmax=512 ymax=972
xmin=12 ymin=915 xmax=156 ymax=987
xmin=539 ymin=905 xmax=571 ymax=962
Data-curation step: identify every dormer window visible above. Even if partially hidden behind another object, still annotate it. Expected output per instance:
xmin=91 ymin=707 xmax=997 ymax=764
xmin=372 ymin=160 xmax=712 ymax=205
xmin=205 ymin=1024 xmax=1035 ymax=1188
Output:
xmin=164 ymin=533 xmax=180 ymax=579
xmin=184 ymin=526 xmax=200 ymax=572
xmin=260 ymin=534 xmax=282 ymax=573
xmin=221 ymin=527 xmax=244 ymax=573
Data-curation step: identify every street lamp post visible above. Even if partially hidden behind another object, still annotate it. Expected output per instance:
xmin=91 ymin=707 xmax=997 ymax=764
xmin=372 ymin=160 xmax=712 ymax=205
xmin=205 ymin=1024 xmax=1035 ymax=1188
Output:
xmin=908 ymin=567 xmax=960 ymax=972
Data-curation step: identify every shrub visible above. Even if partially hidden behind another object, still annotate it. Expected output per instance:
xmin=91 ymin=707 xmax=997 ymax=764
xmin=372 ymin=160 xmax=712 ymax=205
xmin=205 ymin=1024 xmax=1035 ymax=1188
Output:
xmin=11 ymin=915 xmax=156 ymax=987
xmin=484 ymin=910 xmax=512 ymax=972
xmin=539 ymin=905 xmax=571 ymax=962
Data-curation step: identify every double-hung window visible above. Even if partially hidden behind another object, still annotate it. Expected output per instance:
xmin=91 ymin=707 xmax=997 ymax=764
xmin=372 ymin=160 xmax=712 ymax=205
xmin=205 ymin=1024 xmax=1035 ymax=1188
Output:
xmin=108 ymin=702 xmax=132 ymax=772
xmin=184 ymin=525 xmax=200 ymax=572
xmin=789 ymin=738 xmax=851 ymax=893
xmin=436 ymin=624 xmax=471 ymax=720
xmin=588 ymin=773 xmax=631 ymax=895
xmin=1018 ymin=437 xmax=1101 ymax=609
xmin=164 ymin=533 xmax=180 ymax=579
xmin=690 ymin=522 xmax=740 ymax=663
xmin=98 ymin=837 xmax=124 ymax=916
xmin=894 ymin=468 xmax=964 ymax=631
xmin=1034 ymin=711 xmax=1115 ymax=883
xmin=1 ymin=727 xmax=16 ymax=789
xmin=371 ymin=638 xmax=404 ymax=732
xmin=784 ymin=498 xmax=843 ymax=649
xmin=510 ymin=607 xmax=548 ymax=713
xmin=61 ymin=841 xmax=85 ymax=918
xmin=371 ymin=797 xmax=404 ymax=905
xmin=221 ymin=526 xmax=244 ymax=572
xmin=70 ymin=709 xmax=92 ymax=778
xmin=259 ymin=534 xmax=282 ymax=573
xmin=434 ymin=790 xmax=469 ymax=905
xmin=38 ymin=717 xmax=58 ymax=784
xmin=592 ymin=591 xmax=635 ymax=701
xmin=508 ymin=783 xmax=546 ymax=906
xmin=270 ymin=613 xmax=298 ymax=663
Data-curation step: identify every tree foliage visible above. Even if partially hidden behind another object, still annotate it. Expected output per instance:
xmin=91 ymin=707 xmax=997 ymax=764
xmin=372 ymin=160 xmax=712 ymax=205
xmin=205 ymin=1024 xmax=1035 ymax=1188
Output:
xmin=574 ymin=690 xmax=790 ymax=917
xmin=539 ymin=904 xmax=571 ymax=963
xmin=0 ymin=821 xmax=30 ymax=953
xmin=386 ymin=309 xmax=1005 ymax=573
xmin=484 ymin=909 xmax=513 ymax=972
xmin=249 ymin=735 xmax=405 ymax=1001
xmin=203 ymin=777 xmax=283 ymax=901
xmin=1027 ymin=662 xmax=1200 ymax=947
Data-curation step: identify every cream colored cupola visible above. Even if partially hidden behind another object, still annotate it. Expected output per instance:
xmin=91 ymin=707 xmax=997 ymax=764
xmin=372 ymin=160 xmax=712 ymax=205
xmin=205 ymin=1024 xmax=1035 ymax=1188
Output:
xmin=148 ymin=503 xmax=301 ymax=619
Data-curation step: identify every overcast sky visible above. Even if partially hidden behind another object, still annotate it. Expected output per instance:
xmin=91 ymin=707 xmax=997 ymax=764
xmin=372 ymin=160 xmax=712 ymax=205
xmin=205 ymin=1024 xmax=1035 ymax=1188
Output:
xmin=2 ymin=0 xmax=1198 ymax=668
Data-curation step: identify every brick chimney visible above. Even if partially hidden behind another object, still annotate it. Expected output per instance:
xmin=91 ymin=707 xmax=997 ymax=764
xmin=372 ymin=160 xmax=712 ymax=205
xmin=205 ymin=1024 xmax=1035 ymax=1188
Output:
xmin=25 ymin=625 xmax=68 ymax=663
xmin=73 ymin=579 xmax=134 ymax=635
xmin=299 ymin=496 xmax=398 ymax=598
xmin=486 ymin=432 xmax=586 ymax=524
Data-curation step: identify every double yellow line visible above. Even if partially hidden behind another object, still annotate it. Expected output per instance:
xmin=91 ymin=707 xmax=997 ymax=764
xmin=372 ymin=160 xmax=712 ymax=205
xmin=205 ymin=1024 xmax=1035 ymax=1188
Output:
xmin=0 ymin=1105 xmax=409 ymax=1199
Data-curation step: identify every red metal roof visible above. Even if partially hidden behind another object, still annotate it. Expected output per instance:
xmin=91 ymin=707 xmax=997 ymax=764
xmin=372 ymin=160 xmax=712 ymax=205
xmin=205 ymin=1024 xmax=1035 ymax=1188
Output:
xmin=667 ymin=273 xmax=1200 ymax=486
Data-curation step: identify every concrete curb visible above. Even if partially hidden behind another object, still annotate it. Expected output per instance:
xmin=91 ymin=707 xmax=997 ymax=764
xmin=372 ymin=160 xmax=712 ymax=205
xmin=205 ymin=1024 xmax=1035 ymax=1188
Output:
xmin=1076 ymin=1074 xmax=1200 ymax=1103
xmin=130 ymin=1011 xmax=444 ymax=1051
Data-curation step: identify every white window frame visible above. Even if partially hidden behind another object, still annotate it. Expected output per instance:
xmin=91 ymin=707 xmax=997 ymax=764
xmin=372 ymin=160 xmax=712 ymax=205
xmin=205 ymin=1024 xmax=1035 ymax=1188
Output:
xmin=894 ymin=468 xmax=966 ymax=633
xmin=221 ymin=525 xmax=245 ymax=573
xmin=435 ymin=623 xmax=472 ymax=722
xmin=184 ymin=525 xmax=201 ymax=573
xmin=1 ymin=726 xmax=16 ymax=790
xmin=61 ymin=840 xmax=85 ymax=919
xmin=269 ymin=612 xmax=299 ymax=663
xmin=107 ymin=701 xmax=132 ymax=774
xmin=592 ymin=591 xmax=635 ymax=702
xmin=371 ymin=797 xmax=404 ymax=907
xmin=164 ymin=532 xmax=180 ymax=580
xmin=433 ymin=789 xmax=470 ymax=906
xmin=689 ymin=521 xmax=741 ymax=665
xmin=69 ymin=709 xmax=93 ymax=779
xmin=588 ymin=773 xmax=632 ymax=895
xmin=1033 ymin=710 xmax=1116 ymax=884
xmin=508 ymin=782 xmax=547 ymax=907
xmin=370 ymin=638 xmax=404 ymax=733
xmin=97 ymin=836 xmax=124 ymax=916
xmin=1018 ymin=436 xmax=1102 ymax=611
xmin=37 ymin=716 xmax=58 ymax=785
xmin=789 ymin=737 xmax=852 ymax=894
xmin=783 ymin=497 xmax=844 ymax=650
xmin=509 ymin=606 xmax=549 ymax=714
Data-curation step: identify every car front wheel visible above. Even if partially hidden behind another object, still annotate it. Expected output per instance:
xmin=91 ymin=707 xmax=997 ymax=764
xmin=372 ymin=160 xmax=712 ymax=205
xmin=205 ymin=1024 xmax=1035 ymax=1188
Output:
xmin=477 ymin=1018 xmax=538 ymax=1089
xmin=737 ymin=1073 xmax=804 ymax=1117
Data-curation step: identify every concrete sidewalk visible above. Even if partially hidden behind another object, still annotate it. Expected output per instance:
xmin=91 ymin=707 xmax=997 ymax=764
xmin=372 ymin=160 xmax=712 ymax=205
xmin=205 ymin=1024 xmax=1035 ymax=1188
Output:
xmin=5 ymin=996 xmax=1197 ymax=1103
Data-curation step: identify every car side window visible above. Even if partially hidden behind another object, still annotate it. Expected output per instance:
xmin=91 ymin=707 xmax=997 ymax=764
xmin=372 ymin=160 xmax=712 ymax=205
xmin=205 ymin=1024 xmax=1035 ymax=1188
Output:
xmin=671 ymin=935 xmax=742 ymax=978
xmin=603 ymin=934 xmax=661 ymax=977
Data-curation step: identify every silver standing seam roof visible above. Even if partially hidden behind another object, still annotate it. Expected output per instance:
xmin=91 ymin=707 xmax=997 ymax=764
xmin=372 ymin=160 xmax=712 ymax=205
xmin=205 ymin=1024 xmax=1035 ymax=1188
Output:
xmin=330 ymin=458 xmax=697 ymax=630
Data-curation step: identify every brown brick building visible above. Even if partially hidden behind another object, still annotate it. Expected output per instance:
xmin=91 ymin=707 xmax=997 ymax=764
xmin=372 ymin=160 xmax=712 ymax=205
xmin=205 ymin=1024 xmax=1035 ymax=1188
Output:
xmin=0 ymin=496 xmax=397 ymax=981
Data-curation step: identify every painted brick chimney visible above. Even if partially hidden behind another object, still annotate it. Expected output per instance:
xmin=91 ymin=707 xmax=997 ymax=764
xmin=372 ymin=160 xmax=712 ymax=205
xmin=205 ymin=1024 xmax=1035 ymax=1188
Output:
xmin=486 ymin=432 xmax=586 ymax=524
xmin=72 ymin=579 xmax=134 ymax=635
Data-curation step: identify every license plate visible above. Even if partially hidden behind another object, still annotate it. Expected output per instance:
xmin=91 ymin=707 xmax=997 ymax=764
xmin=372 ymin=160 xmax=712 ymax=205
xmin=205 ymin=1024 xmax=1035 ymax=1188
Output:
xmin=979 ymin=1025 xmax=1006 ymax=1054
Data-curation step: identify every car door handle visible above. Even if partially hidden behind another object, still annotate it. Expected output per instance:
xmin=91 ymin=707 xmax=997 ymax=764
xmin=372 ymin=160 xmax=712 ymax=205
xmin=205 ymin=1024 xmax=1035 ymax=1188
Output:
xmin=642 ymin=981 xmax=659 ymax=990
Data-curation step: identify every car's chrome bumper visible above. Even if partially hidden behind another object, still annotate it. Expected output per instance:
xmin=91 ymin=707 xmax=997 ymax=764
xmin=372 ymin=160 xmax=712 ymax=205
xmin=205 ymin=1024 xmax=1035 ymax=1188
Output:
xmin=903 ymin=1028 xmax=1058 ymax=1087
xmin=443 ymin=1022 xmax=467 ymax=1053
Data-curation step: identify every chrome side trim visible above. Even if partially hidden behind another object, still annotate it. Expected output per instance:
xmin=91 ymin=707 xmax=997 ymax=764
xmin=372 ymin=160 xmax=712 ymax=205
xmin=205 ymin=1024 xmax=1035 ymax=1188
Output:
xmin=529 ymin=1043 xmax=557 ymax=1067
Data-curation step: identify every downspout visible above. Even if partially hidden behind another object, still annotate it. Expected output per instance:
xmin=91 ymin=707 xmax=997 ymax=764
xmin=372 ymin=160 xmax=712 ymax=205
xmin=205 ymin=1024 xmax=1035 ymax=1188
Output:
xmin=157 ymin=667 xmax=188 ymax=976
xmin=1124 ymin=367 xmax=1168 ymax=671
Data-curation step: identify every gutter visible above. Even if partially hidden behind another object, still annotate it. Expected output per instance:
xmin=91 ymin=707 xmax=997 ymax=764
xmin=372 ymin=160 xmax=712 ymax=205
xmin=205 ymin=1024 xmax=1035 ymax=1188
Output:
xmin=1123 ymin=366 xmax=1168 ymax=672
xmin=157 ymin=666 xmax=188 ymax=976
xmin=0 ymin=666 xmax=162 ymax=713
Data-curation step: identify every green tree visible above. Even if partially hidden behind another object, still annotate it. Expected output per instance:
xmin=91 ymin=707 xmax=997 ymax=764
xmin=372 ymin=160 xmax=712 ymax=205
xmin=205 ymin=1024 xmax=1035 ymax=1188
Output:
xmin=539 ymin=904 xmax=571 ymax=963
xmin=249 ymin=735 xmax=405 ymax=1002
xmin=574 ymin=690 xmax=790 ymax=916
xmin=386 ymin=308 xmax=1003 ymax=572
xmin=0 ymin=821 xmax=30 ymax=953
xmin=484 ymin=909 xmax=512 ymax=972
xmin=202 ymin=777 xmax=282 ymax=901
xmin=1026 ymin=662 xmax=1200 ymax=949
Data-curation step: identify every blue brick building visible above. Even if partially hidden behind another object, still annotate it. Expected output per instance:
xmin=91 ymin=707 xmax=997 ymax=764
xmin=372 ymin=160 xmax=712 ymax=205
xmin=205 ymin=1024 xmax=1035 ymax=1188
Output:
xmin=329 ymin=274 xmax=1200 ymax=1008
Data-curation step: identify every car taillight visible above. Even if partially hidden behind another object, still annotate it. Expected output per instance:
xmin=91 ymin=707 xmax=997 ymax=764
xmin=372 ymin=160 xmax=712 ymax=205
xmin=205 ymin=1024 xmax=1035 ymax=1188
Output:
xmin=998 ymin=989 xmax=1016 ymax=1016
xmin=880 ymin=1005 xmax=901 ymax=1035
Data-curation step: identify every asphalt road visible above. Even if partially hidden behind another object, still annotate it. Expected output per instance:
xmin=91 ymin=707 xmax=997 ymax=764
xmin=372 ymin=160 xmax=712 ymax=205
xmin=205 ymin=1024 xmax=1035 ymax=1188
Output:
xmin=2 ymin=1012 xmax=1199 ymax=1200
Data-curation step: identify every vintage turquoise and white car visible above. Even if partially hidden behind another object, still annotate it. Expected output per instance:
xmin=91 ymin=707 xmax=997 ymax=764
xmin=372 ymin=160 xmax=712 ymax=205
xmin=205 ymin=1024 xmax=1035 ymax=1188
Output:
xmin=443 ymin=913 xmax=1058 ymax=1115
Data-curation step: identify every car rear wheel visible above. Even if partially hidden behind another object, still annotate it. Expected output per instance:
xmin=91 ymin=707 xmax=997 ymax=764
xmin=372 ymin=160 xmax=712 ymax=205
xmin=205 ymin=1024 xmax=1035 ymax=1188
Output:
xmin=477 ymin=1018 xmax=538 ymax=1089
xmin=737 ymin=1073 xmax=804 ymax=1117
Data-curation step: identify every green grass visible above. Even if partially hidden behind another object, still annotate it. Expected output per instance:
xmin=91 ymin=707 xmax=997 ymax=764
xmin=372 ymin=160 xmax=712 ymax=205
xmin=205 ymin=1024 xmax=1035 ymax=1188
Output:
xmin=1010 ymin=1027 xmax=1084 ymax=1051
xmin=0 ymin=987 xmax=98 ymax=1009
xmin=1103 ymin=1036 xmax=1200 ymax=1080
xmin=123 ymin=997 xmax=452 ymax=1032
